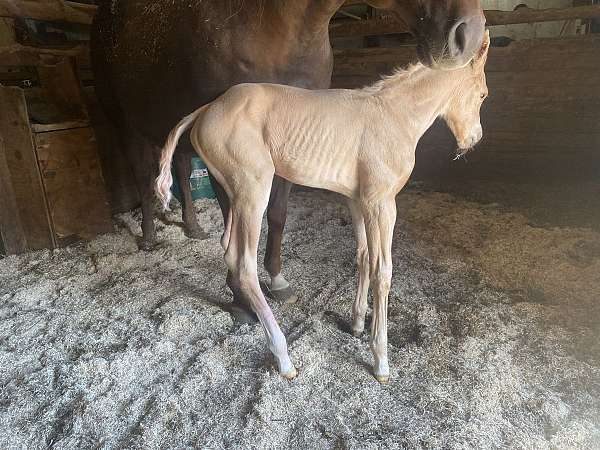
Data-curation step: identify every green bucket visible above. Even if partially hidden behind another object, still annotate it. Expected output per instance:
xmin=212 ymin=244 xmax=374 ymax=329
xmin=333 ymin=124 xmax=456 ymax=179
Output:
xmin=170 ymin=156 xmax=216 ymax=201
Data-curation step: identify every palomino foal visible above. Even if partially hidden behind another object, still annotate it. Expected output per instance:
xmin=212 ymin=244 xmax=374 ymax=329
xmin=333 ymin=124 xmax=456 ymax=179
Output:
xmin=157 ymin=31 xmax=491 ymax=382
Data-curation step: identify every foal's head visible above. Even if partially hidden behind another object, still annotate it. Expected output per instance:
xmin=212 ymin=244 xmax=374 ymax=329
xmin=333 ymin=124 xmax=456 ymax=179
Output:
xmin=443 ymin=30 xmax=490 ymax=154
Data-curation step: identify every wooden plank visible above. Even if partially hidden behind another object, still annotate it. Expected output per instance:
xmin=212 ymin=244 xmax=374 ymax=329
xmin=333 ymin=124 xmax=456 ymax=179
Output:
xmin=34 ymin=127 xmax=113 ymax=245
xmin=0 ymin=42 xmax=86 ymax=66
xmin=0 ymin=0 xmax=96 ymax=25
xmin=485 ymin=5 xmax=600 ymax=26
xmin=0 ymin=86 xmax=54 ymax=250
xmin=31 ymin=120 xmax=89 ymax=133
xmin=0 ymin=67 xmax=38 ymax=85
xmin=331 ymin=5 xmax=600 ymax=38
xmin=333 ymin=35 xmax=600 ymax=79
xmin=3 ymin=1 xmax=598 ymax=30
xmin=36 ymin=58 xmax=88 ymax=122
xmin=0 ymin=131 xmax=27 ymax=255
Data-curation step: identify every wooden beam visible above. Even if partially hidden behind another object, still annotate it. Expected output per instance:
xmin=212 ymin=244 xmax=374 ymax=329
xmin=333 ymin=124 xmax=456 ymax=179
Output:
xmin=0 ymin=1 xmax=96 ymax=25
xmin=2 ymin=1 xmax=599 ymax=29
xmin=0 ymin=42 xmax=86 ymax=66
xmin=0 ymin=128 xmax=27 ymax=255
xmin=333 ymin=35 xmax=600 ymax=80
xmin=332 ymin=5 xmax=600 ymax=38
xmin=486 ymin=5 xmax=600 ymax=26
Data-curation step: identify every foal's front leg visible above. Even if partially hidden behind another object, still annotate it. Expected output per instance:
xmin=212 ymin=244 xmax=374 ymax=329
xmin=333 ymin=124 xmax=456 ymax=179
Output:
xmin=348 ymin=200 xmax=370 ymax=336
xmin=362 ymin=198 xmax=397 ymax=383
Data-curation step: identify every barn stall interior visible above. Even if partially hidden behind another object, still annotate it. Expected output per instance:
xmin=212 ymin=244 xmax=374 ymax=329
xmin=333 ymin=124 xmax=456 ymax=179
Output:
xmin=0 ymin=1 xmax=599 ymax=448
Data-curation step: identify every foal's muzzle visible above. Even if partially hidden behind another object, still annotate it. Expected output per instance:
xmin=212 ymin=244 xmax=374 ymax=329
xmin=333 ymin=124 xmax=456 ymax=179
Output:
xmin=456 ymin=124 xmax=483 ymax=157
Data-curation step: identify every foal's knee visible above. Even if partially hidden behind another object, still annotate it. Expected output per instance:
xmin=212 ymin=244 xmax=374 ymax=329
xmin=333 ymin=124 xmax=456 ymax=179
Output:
xmin=370 ymin=265 xmax=392 ymax=292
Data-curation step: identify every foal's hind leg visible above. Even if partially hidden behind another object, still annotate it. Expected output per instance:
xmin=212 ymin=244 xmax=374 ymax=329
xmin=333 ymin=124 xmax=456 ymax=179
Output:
xmin=224 ymin=181 xmax=296 ymax=378
xmin=208 ymin=172 xmax=257 ymax=323
xmin=348 ymin=200 xmax=370 ymax=337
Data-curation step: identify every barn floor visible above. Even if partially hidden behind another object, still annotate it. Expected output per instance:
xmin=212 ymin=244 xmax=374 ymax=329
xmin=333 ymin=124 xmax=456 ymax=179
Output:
xmin=1 ymin=186 xmax=599 ymax=449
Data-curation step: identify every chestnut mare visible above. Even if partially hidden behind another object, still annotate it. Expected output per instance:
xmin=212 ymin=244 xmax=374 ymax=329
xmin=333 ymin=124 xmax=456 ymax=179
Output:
xmin=156 ymin=32 xmax=491 ymax=382
xmin=91 ymin=0 xmax=485 ymax=318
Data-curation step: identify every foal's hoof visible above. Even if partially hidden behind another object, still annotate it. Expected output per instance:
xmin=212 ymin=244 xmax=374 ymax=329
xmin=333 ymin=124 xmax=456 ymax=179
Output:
xmin=223 ymin=302 xmax=258 ymax=324
xmin=374 ymin=373 xmax=390 ymax=384
xmin=185 ymin=226 xmax=209 ymax=240
xmin=281 ymin=367 xmax=298 ymax=380
xmin=262 ymin=283 xmax=298 ymax=304
xmin=351 ymin=328 xmax=363 ymax=338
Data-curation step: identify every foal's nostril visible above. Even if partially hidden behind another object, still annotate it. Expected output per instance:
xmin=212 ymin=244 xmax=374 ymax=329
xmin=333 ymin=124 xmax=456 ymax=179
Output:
xmin=450 ymin=22 xmax=468 ymax=56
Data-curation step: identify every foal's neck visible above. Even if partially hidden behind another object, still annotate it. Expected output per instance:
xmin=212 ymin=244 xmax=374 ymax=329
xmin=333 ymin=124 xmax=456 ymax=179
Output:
xmin=369 ymin=65 xmax=467 ymax=143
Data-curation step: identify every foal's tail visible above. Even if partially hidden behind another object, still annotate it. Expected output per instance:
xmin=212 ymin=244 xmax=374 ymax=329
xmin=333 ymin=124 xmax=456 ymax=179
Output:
xmin=155 ymin=107 xmax=205 ymax=210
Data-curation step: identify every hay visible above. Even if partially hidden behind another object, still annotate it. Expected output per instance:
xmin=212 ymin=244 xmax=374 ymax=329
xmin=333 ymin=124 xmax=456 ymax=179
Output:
xmin=1 ymin=187 xmax=599 ymax=449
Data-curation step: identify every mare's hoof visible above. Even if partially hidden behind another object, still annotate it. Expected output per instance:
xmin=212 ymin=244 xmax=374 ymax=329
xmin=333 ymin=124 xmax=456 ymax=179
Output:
xmin=281 ymin=367 xmax=298 ymax=380
xmin=262 ymin=283 xmax=298 ymax=304
xmin=139 ymin=238 xmax=158 ymax=252
xmin=185 ymin=226 xmax=209 ymax=240
xmin=374 ymin=373 xmax=390 ymax=384
xmin=224 ymin=302 xmax=258 ymax=324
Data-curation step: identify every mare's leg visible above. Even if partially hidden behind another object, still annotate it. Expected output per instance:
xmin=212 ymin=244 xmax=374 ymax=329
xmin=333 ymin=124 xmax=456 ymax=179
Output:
xmin=209 ymin=172 xmax=257 ymax=324
xmin=362 ymin=198 xmax=396 ymax=383
xmin=208 ymin=172 xmax=229 ymax=221
xmin=173 ymin=150 xmax=208 ymax=239
xmin=118 ymin=128 xmax=157 ymax=250
xmin=264 ymin=177 xmax=297 ymax=303
xmin=347 ymin=200 xmax=370 ymax=337
xmin=224 ymin=180 xmax=296 ymax=378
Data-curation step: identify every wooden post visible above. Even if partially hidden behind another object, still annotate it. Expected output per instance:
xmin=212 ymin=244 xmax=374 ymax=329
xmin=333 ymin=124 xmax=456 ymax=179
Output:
xmin=0 ymin=86 xmax=55 ymax=251
xmin=0 ymin=132 xmax=27 ymax=255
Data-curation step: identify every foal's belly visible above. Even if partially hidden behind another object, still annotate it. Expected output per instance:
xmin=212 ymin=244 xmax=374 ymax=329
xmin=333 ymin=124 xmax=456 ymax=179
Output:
xmin=272 ymin=150 xmax=359 ymax=198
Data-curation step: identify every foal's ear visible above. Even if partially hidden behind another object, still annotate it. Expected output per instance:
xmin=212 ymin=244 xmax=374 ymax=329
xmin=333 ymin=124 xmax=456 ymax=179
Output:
xmin=472 ymin=30 xmax=491 ymax=68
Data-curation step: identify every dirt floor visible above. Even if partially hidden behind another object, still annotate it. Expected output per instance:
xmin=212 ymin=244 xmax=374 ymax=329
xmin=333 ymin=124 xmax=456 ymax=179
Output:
xmin=1 ymin=186 xmax=599 ymax=449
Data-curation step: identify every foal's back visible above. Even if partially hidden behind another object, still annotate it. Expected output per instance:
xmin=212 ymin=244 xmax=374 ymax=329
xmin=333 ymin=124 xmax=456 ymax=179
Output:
xmin=193 ymin=83 xmax=406 ymax=197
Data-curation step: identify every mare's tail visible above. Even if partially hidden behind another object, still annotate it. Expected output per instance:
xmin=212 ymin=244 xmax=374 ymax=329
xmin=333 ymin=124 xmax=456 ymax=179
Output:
xmin=155 ymin=107 xmax=205 ymax=210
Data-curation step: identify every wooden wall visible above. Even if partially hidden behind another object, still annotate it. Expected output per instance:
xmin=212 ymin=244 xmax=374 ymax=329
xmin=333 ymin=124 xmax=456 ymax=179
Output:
xmin=0 ymin=86 xmax=54 ymax=252
xmin=332 ymin=34 xmax=600 ymax=184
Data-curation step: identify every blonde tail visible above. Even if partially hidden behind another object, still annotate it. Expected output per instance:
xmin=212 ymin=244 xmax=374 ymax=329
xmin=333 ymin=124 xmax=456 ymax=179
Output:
xmin=155 ymin=107 xmax=204 ymax=210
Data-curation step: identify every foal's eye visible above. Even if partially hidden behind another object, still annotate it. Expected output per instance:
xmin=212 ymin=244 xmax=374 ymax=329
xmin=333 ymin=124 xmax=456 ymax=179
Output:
xmin=480 ymin=93 xmax=487 ymax=100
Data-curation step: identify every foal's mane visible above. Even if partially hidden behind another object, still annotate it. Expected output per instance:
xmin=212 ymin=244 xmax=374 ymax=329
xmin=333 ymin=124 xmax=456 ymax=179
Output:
xmin=361 ymin=63 xmax=425 ymax=93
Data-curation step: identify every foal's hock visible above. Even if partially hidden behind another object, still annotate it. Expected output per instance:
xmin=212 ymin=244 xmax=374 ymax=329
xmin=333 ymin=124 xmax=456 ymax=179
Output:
xmin=156 ymin=31 xmax=490 ymax=382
